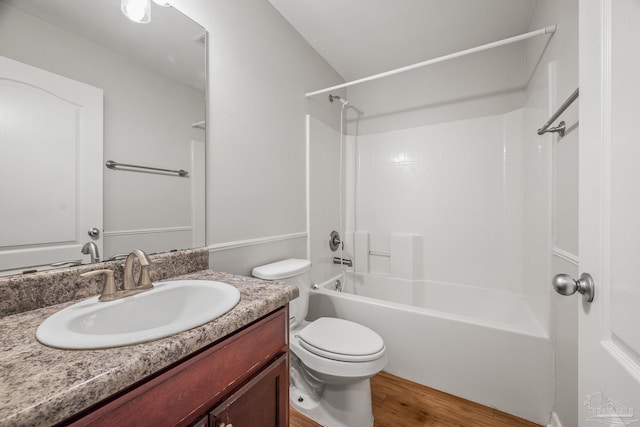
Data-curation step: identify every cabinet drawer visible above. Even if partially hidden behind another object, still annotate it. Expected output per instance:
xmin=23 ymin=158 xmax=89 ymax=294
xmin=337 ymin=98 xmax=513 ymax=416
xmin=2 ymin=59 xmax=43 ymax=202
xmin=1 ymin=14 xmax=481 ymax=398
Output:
xmin=64 ymin=308 xmax=287 ymax=427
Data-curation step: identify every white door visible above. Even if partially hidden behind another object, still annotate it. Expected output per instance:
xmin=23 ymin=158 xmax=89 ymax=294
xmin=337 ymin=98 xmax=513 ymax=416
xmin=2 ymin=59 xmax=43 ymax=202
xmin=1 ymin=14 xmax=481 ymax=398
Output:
xmin=0 ymin=56 xmax=103 ymax=272
xmin=579 ymin=0 xmax=640 ymax=425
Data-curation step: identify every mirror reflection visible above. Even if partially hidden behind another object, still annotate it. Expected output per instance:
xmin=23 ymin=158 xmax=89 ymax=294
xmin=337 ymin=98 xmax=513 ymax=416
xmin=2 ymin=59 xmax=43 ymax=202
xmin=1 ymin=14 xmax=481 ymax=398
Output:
xmin=0 ymin=0 xmax=206 ymax=276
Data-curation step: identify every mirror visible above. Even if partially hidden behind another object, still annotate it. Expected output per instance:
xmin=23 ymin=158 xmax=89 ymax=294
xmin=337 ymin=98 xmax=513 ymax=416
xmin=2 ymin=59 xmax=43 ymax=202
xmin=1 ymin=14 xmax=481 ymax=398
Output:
xmin=0 ymin=0 xmax=206 ymax=275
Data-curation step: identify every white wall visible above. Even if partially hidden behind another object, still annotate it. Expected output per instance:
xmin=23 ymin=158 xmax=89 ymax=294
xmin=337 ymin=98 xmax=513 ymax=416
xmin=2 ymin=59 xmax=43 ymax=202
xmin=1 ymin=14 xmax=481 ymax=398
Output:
xmin=0 ymin=3 xmax=205 ymax=259
xmin=176 ymin=0 xmax=344 ymax=275
xmin=525 ymin=0 xmax=579 ymax=426
xmin=346 ymin=110 xmax=526 ymax=293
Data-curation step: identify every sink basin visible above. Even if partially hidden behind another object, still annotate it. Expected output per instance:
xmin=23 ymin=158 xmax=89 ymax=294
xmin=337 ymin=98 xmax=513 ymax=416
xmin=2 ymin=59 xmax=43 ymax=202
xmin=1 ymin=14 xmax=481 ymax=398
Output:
xmin=36 ymin=280 xmax=241 ymax=350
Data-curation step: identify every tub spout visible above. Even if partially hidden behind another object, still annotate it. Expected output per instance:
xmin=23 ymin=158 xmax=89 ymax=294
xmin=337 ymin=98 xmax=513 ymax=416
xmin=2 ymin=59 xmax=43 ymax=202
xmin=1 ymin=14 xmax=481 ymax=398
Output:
xmin=81 ymin=241 xmax=100 ymax=263
xmin=333 ymin=257 xmax=353 ymax=267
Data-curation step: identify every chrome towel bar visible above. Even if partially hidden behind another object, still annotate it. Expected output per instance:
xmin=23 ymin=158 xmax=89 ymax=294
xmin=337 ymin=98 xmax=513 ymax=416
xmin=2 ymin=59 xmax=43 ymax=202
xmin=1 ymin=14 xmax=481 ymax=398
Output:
xmin=537 ymin=88 xmax=579 ymax=137
xmin=369 ymin=250 xmax=391 ymax=258
xmin=105 ymin=160 xmax=188 ymax=177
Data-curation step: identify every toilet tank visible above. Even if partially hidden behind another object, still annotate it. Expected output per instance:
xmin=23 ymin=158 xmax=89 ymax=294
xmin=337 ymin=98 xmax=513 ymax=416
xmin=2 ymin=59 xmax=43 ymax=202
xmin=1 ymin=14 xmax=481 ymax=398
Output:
xmin=252 ymin=259 xmax=311 ymax=328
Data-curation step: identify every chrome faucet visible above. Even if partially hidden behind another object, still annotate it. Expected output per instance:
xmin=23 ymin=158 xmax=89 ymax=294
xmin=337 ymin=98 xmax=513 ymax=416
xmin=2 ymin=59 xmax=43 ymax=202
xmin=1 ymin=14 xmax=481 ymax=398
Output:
xmin=81 ymin=241 xmax=100 ymax=263
xmin=80 ymin=249 xmax=153 ymax=302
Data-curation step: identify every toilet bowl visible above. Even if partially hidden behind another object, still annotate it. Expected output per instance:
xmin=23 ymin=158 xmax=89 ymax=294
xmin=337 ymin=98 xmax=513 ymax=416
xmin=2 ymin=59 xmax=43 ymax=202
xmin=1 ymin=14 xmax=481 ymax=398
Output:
xmin=252 ymin=259 xmax=387 ymax=427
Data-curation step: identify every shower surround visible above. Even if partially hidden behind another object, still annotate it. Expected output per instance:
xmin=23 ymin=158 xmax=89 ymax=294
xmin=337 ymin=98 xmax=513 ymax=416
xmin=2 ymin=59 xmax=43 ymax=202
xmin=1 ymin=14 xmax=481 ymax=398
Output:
xmin=307 ymin=103 xmax=554 ymax=423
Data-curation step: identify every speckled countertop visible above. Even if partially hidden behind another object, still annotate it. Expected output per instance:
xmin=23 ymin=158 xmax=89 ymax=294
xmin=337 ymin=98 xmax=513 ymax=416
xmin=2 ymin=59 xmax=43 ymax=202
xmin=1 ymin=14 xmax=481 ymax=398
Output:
xmin=0 ymin=269 xmax=298 ymax=427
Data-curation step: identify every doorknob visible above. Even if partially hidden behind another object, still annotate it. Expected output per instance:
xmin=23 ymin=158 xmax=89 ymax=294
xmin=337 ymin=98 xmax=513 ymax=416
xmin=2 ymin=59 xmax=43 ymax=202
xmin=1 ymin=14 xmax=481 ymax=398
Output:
xmin=552 ymin=273 xmax=595 ymax=302
xmin=88 ymin=227 xmax=100 ymax=238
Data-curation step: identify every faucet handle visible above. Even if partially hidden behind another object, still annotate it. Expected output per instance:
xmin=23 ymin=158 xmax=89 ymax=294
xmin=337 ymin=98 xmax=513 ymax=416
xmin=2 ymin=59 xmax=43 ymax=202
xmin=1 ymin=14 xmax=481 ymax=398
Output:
xmin=137 ymin=254 xmax=153 ymax=289
xmin=138 ymin=265 xmax=153 ymax=289
xmin=81 ymin=269 xmax=118 ymax=301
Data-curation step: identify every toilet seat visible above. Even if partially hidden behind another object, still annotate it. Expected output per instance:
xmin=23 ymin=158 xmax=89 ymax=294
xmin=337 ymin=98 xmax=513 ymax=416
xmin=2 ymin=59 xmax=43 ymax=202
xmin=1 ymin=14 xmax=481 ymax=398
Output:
xmin=297 ymin=317 xmax=386 ymax=362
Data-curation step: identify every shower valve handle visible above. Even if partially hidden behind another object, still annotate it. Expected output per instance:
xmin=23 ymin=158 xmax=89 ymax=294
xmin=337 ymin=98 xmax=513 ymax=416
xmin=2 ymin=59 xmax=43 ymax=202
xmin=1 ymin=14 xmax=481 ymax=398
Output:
xmin=329 ymin=230 xmax=343 ymax=251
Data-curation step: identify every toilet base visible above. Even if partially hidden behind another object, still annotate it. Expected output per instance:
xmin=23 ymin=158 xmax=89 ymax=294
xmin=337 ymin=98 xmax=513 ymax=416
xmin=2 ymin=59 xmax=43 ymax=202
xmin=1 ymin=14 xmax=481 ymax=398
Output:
xmin=289 ymin=379 xmax=374 ymax=427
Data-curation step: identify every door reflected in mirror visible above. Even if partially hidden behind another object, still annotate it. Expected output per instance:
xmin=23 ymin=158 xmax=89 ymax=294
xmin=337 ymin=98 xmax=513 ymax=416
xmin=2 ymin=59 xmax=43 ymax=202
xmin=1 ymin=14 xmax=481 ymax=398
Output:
xmin=0 ymin=0 xmax=206 ymax=275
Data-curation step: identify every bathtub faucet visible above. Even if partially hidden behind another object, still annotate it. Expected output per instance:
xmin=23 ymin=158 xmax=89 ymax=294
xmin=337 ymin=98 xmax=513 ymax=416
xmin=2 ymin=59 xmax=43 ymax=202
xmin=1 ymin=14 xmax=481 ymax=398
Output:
xmin=81 ymin=241 xmax=100 ymax=263
xmin=333 ymin=257 xmax=353 ymax=267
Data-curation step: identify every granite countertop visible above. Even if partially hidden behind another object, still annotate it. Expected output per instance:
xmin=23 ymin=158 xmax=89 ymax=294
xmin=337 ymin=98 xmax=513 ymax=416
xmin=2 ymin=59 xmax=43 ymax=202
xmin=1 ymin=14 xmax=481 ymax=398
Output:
xmin=0 ymin=269 xmax=298 ymax=427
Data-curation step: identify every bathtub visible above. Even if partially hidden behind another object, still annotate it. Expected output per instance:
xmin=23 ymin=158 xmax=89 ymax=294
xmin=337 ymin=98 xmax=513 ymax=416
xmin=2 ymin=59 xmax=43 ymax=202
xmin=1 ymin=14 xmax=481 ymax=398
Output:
xmin=307 ymin=273 xmax=553 ymax=424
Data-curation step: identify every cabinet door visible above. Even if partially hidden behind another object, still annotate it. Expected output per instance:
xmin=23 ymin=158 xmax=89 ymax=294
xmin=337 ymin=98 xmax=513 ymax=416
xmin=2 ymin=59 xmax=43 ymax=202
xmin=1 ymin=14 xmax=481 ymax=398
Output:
xmin=210 ymin=355 xmax=288 ymax=427
xmin=191 ymin=415 xmax=208 ymax=427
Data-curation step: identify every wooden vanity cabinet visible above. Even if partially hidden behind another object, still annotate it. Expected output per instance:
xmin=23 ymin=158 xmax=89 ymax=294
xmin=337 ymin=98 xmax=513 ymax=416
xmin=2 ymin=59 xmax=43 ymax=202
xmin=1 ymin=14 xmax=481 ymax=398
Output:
xmin=61 ymin=308 xmax=289 ymax=427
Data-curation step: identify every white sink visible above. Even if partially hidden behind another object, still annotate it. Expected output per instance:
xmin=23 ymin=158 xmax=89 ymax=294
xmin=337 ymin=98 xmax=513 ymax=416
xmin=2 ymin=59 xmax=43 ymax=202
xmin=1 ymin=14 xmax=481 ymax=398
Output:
xmin=36 ymin=280 xmax=241 ymax=350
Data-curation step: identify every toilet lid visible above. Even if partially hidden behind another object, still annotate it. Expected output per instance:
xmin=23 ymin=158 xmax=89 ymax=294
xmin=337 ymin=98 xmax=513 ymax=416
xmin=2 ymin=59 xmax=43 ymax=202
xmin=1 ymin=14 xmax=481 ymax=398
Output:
xmin=252 ymin=259 xmax=311 ymax=280
xmin=297 ymin=317 xmax=385 ymax=362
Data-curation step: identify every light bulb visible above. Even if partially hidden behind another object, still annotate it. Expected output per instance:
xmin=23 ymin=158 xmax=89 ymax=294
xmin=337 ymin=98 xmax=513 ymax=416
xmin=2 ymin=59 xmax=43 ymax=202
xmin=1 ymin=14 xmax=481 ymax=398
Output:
xmin=152 ymin=0 xmax=175 ymax=6
xmin=121 ymin=0 xmax=151 ymax=23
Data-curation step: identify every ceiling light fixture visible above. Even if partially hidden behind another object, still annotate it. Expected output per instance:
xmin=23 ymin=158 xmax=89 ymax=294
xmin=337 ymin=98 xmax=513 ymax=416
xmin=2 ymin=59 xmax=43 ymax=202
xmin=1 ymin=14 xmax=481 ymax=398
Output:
xmin=121 ymin=0 xmax=151 ymax=23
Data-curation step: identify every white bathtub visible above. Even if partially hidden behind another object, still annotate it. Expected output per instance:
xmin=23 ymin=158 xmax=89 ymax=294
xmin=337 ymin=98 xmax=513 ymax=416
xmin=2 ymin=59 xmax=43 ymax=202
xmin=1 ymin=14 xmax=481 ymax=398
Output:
xmin=307 ymin=273 xmax=553 ymax=424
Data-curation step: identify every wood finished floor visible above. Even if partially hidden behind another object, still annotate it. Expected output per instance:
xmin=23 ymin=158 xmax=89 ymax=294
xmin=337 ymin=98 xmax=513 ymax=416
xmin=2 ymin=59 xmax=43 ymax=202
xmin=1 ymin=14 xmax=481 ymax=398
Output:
xmin=289 ymin=371 xmax=541 ymax=427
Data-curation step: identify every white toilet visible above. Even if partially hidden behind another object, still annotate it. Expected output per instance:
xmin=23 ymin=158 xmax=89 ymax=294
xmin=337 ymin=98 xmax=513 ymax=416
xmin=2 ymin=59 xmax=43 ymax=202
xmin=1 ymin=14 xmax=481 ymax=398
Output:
xmin=252 ymin=259 xmax=387 ymax=427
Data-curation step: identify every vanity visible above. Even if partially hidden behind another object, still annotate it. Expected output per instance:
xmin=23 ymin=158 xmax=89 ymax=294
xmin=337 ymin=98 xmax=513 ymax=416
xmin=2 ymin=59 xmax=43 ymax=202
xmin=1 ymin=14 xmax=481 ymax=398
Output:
xmin=65 ymin=309 xmax=289 ymax=427
xmin=0 ymin=249 xmax=298 ymax=427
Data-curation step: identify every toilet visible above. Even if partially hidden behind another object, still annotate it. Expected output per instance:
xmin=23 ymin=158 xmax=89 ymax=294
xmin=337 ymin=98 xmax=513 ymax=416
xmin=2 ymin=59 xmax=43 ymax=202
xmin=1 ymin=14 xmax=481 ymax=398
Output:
xmin=252 ymin=259 xmax=387 ymax=427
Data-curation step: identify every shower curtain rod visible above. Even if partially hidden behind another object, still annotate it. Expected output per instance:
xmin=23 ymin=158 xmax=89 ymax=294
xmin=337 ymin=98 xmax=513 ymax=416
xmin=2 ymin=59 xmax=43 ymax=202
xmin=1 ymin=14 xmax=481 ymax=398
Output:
xmin=305 ymin=25 xmax=557 ymax=98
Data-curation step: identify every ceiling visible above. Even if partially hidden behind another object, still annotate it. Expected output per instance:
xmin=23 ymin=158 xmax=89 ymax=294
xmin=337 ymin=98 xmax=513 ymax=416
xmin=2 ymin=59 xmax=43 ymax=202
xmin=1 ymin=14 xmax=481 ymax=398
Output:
xmin=268 ymin=0 xmax=539 ymax=81
xmin=0 ymin=0 xmax=206 ymax=90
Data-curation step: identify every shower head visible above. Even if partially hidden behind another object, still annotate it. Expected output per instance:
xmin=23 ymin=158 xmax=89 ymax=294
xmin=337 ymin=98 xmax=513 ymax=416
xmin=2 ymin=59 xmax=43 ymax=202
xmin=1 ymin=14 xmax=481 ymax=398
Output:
xmin=329 ymin=94 xmax=349 ymax=107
